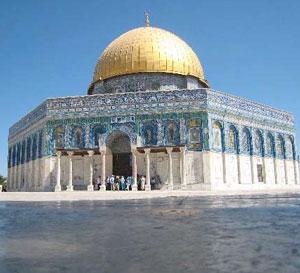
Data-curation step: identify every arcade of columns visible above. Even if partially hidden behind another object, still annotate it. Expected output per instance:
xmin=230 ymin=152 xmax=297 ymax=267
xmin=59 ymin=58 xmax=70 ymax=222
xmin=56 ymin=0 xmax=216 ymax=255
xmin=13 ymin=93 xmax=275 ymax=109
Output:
xmin=54 ymin=146 xmax=187 ymax=192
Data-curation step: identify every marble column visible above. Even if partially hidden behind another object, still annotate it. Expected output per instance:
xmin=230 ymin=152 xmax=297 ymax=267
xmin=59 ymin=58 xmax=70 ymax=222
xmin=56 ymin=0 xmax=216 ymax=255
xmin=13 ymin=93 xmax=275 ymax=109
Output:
xmin=66 ymin=151 xmax=74 ymax=191
xmin=250 ymin=155 xmax=255 ymax=184
xmin=100 ymin=147 xmax=106 ymax=191
xmin=180 ymin=147 xmax=187 ymax=190
xmin=87 ymin=150 xmax=94 ymax=191
xmin=284 ymin=158 xmax=288 ymax=185
xmin=144 ymin=148 xmax=151 ymax=191
xmin=55 ymin=151 xmax=62 ymax=192
xmin=131 ymin=147 xmax=138 ymax=191
xmin=166 ymin=147 xmax=173 ymax=190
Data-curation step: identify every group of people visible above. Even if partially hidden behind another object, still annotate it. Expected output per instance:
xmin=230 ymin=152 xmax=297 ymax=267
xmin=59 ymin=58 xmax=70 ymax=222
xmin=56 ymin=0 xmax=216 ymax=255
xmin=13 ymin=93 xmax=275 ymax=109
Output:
xmin=94 ymin=175 xmax=148 ymax=191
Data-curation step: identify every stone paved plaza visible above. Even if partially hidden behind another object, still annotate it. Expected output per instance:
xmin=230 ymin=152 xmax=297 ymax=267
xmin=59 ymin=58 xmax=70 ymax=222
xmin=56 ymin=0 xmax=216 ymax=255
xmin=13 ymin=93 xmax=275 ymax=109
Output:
xmin=0 ymin=189 xmax=299 ymax=202
xmin=1 ymin=193 xmax=300 ymax=273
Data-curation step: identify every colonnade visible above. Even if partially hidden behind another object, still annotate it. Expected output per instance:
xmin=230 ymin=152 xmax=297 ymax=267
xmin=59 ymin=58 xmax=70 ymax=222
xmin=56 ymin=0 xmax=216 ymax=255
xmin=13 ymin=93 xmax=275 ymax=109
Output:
xmin=54 ymin=146 xmax=187 ymax=192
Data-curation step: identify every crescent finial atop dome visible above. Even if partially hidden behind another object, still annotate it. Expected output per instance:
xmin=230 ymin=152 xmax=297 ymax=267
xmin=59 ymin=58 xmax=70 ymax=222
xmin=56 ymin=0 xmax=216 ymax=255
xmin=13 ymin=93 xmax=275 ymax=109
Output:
xmin=144 ymin=11 xmax=150 ymax=27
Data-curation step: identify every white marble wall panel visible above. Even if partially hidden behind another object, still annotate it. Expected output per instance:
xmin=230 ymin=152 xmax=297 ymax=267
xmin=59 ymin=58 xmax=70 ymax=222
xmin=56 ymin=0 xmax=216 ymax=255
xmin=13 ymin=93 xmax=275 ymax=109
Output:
xmin=264 ymin=158 xmax=276 ymax=185
xmin=296 ymin=161 xmax=300 ymax=184
xmin=8 ymin=153 xmax=300 ymax=192
xmin=202 ymin=152 xmax=211 ymax=185
xmin=239 ymin=155 xmax=252 ymax=184
xmin=172 ymin=153 xmax=181 ymax=186
xmin=186 ymin=152 xmax=204 ymax=185
xmin=276 ymin=159 xmax=286 ymax=185
xmin=225 ymin=154 xmax=238 ymax=186
xmin=286 ymin=160 xmax=295 ymax=185
xmin=210 ymin=152 xmax=224 ymax=186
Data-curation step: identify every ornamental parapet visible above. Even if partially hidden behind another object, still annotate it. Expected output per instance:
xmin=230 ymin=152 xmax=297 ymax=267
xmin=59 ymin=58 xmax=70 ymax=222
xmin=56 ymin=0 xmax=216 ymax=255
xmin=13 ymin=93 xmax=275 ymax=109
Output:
xmin=9 ymin=88 xmax=294 ymax=139
xmin=9 ymin=102 xmax=47 ymax=139
xmin=207 ymin=89 xmax=294 ymax=124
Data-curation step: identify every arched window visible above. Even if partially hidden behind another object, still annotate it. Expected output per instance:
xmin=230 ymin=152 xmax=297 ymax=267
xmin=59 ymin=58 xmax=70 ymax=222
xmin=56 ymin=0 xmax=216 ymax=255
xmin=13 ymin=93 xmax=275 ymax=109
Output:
xmin=276 ymin=135 xmax=285 ymax=158
xmin=38 ymin=131 xmax=43 ymax=158
xmin=16 ymin=143 xmax=21 ymax=165
xmin=145 ymin=128 xmax=152 ymax=144
xmin=93 ymin=125 xmax=107 ymax=146
xmin=166 ymin=121 xmax=179 ymax=145
xmin=12 ymin=145 xmax=16 ymax=166
xmin=8 ymin=147 xmax=12 ymax=168
xmin=21 ymin=140 xmax=26 ymax=164
xmin=54 ymin=127 xmax=64 ymax=148
xmin=189 ymin=119 xmax=201 ymax=145
xmin=228 ymin=126 xmax=238 ymax=153
xmin=142 ymin=121 xmax=158 ymax=146
xmin=168 ymin=124 xmax=175 ymax=142
xmin=212 ymin=122 xmax=223 ymax=150
xmin=266 ymin=133 xmax=275 ymax=157
xmin=73 ymin=127 xmax=84 ymax=148
xmin=241 ymin=128 xmax=251 ymax=154
xmin=254 ymin=130 xmax=264 ymax=156
xmin=26 ymin=138 xmax=32 ymax=162
xmin=32 ymin=135 xmax=37 ymax=161
xmin=286 ymin=136 xmax=295 ymax=160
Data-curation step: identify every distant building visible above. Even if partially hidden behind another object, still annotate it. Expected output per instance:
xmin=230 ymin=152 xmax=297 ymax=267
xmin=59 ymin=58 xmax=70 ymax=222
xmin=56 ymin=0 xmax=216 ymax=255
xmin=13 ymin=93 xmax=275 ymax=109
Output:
xmin=7 ymin=20 xmax=299 ymax=191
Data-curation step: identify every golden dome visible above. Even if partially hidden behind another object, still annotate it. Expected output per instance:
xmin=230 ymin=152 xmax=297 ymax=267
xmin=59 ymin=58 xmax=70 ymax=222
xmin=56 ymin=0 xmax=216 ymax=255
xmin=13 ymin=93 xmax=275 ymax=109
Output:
xmin=92 ymin=26 xmax=206 ymax=84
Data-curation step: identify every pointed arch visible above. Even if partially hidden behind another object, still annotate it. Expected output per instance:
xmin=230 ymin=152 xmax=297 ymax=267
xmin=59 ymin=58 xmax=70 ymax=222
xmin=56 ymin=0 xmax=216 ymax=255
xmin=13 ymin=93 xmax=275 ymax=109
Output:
xmin=276 ymin=134 xmax=285 ymax=159
xmin=286 ymin=135 xmax=295 ymax=160
xmin=26 ymin=137 xmax=32 ymax=162
xmin=72 ymin=126 xmax=84 ymax=148
xmin=212 ymin=121 xmax=224 ymax=151
xmin=8 ymin=147 xmax=12 ymax=168
xmin=241 ymin=127 xmax=251 ymax=154
xmin=254 ymin=130 xmax=264 ymax=156
xmin=92 ymin=125 xmax=107 ymax=146
xmin=266 ymin=132 xmax=275 ymax=157
xmin=21 ymin=140 xmax=26 ymax=164
xmin=32 ymin=134 xmax=38 ymax=161
xmin=16 ymin=143 xmax=21 ymax=166
xmin=165 ymin=120 xmax=180 ymax=145
xmin=228 ymin=125 xmax=239 ymax=153
xmin=142 ymin=120 xmax=158 ymax=146
xmin=54 ymin=126 xmax=64 ymax=148
xmin=38 ymin=131 xmax=43 ymax=158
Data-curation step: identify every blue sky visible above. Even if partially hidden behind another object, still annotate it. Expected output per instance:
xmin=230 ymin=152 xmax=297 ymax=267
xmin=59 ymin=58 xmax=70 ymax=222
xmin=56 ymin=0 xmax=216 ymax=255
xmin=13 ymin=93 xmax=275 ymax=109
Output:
xmin=0 ymin=0 xmax=299 ymax=176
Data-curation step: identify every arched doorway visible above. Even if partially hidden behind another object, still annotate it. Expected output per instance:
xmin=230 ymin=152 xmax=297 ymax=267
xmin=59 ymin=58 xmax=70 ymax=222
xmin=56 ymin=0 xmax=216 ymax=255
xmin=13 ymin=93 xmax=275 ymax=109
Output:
xmin=106 ymin=131 xmax=132 ymax=177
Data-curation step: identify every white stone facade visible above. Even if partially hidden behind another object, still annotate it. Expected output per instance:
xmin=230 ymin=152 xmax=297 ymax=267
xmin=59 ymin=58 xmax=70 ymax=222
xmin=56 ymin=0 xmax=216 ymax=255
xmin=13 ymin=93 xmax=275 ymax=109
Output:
xmin=7 ymin=149 xmax=299 ymax=192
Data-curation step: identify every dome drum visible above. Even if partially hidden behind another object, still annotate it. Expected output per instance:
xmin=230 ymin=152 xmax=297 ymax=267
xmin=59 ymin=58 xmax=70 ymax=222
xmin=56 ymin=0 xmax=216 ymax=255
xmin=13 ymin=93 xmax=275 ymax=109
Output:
xmin=89 ymin=72 xmax=208 ymax=95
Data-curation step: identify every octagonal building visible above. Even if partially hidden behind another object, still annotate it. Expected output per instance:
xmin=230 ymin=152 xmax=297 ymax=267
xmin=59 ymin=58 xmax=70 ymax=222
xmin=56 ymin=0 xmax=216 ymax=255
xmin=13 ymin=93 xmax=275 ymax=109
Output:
xmin=7 ymin=22 xmax=300 ymax=192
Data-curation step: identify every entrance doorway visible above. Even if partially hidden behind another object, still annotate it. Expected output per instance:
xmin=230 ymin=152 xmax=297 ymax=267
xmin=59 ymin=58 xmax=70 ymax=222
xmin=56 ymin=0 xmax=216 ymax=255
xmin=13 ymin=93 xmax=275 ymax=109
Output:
xmin=106 ymin=131 xmax=132 ymax=177
xmin=113 ymin=153 xmax=132 ymax=177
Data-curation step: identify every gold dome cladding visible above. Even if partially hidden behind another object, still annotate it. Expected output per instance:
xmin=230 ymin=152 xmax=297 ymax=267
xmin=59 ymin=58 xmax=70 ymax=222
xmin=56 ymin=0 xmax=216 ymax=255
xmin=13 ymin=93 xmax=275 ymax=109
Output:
xmin=93 ymin=26 xmax=205 ymax=83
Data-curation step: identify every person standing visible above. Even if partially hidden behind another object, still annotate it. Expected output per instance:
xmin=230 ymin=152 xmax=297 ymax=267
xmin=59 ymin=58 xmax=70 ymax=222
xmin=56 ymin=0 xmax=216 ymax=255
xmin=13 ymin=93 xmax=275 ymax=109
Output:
xmin=115 ymin=176 xmax=120 ymax=191
xmin=109 ymin=175 xmax=115 ymax=191
xmin=126 ymin=176 xmax=132 ymax=190
xmin=106 ymin=176 xmax=110 ymax=190
xmin=140 ymin=175 xmax=146 ymax=191
xmin=120 ymin=176 xmax=126 ymax=190
xmin=96 ymin=176 xmax=101 ymax=190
